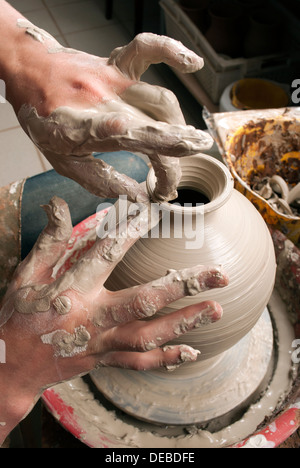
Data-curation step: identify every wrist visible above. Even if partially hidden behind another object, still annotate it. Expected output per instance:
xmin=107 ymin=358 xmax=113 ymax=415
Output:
xmin=0 ymin=384 xmax=35 ymax=446
xmin=0 ymin=1 xmax=50 ymax=111
xmin=0 ymin=326 xmax=39 ymax=444
xmin=0 ymin=363 xmax=38 ymax=445
xmin=0 ymin=2 xmax=25 ymax=75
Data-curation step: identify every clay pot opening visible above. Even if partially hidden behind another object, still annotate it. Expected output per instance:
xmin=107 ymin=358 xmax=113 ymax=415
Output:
xmin=170 ymin=188 xmax=210 ymax=206
xmin=147 ymin=154 xmax=234 ymax=214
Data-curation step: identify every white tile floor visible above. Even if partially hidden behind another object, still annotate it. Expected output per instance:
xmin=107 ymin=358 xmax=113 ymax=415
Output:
xmin=0 ymin=0 xmax=200 ymax=187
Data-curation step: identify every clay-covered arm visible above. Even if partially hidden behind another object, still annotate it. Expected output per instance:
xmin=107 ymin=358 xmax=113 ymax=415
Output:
xmin=0 ymin=197 xmax=228 ymax=444
xmin=0 ymin=2 xmax=24 ymax=85
xmin=0 ymin=1 xmax=212 ymax=202
xmin=0 ymin=2 xmax=47 ymax=109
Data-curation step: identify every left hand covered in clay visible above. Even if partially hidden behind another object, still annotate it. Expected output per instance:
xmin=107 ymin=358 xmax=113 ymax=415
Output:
xmin=0 ymin=197 xmax=228 ymax=442
xmin=9 ymin=18 xmax=213 ymax=202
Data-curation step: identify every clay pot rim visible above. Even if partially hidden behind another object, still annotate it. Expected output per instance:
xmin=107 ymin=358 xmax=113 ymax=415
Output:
xmin=147 ymin=153 xmax=234 ymax=214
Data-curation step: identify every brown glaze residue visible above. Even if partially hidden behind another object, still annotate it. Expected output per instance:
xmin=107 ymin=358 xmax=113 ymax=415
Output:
xmin=227 ymin=119 xmax=300 ymax=188
xmin=224 ymin=117 xmax=300 ymax=245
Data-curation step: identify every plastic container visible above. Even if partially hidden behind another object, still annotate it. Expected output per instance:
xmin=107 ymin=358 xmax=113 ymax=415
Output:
xmin=160 ymin=0 xmax=300 ymax=104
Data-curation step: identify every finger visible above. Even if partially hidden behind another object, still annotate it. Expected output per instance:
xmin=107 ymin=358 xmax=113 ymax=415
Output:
xmin=39 ymin=107 xmax=213 ymax=159
xmin=121 ymin=82 xmax=186 ymax=125
xmin=120 ymin=82 xmax=186 ymax=201
xmin=45 ymin=150 xmax=150 ymax=204
xmin=55 ymin=202 xmax=155 ymax=296
xmin=108 ymin=33 xmax=204 ymax=81
xmin=98 ymin=300 xmax=223 ymax=354
xmin=95 ymin=265 xmax=228 ymax=328
xmin=12 ymin=197 xmax=73 ymax=288
xmin=98 ymin=345 xmax=200 ymax=372
xmin=73 ymin=112 xmax=214 ymax=157
xmin=150 ymin=154 xmax=182 ymax=202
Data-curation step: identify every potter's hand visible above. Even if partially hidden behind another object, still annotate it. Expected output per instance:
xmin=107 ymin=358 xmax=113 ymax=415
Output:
xmin=0 ymin=197 xmax=228 ymax=443
xmin=8 ymin=16 xmax=212 ymax=202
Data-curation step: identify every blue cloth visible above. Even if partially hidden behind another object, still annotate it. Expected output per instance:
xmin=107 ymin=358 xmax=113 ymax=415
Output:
xmin=21 ymin=152 xmax=149 ymax=259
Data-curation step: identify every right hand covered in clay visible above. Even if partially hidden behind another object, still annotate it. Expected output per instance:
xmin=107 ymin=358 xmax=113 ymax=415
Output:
xmin=3 ymin=5 xmax=213 ymax=202
xmin=0 ymin=196 xmax=228 ymax=444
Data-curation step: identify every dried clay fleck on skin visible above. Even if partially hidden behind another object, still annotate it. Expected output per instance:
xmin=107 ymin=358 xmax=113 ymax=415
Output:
xmin=16 ymin=18 xmax=79 ymax=54
xmin=163 ymin=344 xmax=200 ymax=372
xmin=144 ymin=341 xmax=157 ymax=351
xmin=151 ymin=266 xmax=227 ymax=297
xmin=41 ymin=326 xmax=91 ymax=358
xmin=53 ymin=296 xmax=72 ymax=315
xmin=17 ymin=18 xmax=54 ymax=44
xmin=172 ymin=309 xmax=218 ymax=337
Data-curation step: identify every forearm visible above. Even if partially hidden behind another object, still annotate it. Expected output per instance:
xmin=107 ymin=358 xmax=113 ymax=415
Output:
xmin=0 ymin=401 xmax=24 ymax=447
xmin=0 ymin=396 xmax=38 ymax=447
xmin=0 ymin=2 xmax=25 ymax=88
xmin=0 ymin=376 xmax=34 ymax=447
xmin=0 ymin=1 xmax=49 ymax=111
xmin=0 ymin=329 xmax=40 ymax=446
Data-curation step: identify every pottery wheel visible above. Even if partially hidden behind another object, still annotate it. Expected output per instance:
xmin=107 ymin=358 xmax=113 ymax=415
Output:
xmin=91 ymin=309 xmax=273 ymax=426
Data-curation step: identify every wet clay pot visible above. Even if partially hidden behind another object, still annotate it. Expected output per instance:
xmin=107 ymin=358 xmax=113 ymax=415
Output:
xmin=106 ymin=154 xmax=276 ymax=360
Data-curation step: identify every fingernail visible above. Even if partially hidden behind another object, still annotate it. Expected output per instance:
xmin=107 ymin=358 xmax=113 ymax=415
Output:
xmin=178 ymin=344 xmax=200 ymax=363
xmin=163 ymin=344 xmax=200 ymax=372
xmin=203 ymin=266 xmax=229 ymax=289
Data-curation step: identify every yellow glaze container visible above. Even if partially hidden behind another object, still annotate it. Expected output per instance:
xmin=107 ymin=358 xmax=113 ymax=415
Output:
xmin=231 ymin=79 xmax=290 ymax=110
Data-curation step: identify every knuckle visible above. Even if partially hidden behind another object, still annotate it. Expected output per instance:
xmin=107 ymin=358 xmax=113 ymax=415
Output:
xmin=53 ymin=295 xmax=72 ymax=315
xmin=134 ymin=32 xmax=149 ymax=44
xmin=130 ymin=355 xmax=149 ymax=371
xmin=134 ymin=333 xmax=157 ymax=352
xmin=97 ymin=236 xmax=126 ymax=264
xmin=132 ymin=292 xmax=157 ymax=319
xmin=97 ymin=114 xmax=128 ymax=139
xmin=160 ymin=88 xmax=177 ymax=106
xmin=14 ymin=286 xmax=51 ymax=315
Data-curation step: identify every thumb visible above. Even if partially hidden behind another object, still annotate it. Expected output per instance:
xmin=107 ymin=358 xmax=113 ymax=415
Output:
xmin=108 ymin=33 xmax=204 ymax=81
xmin=14 ymin=197 xmax=73 ymax=287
